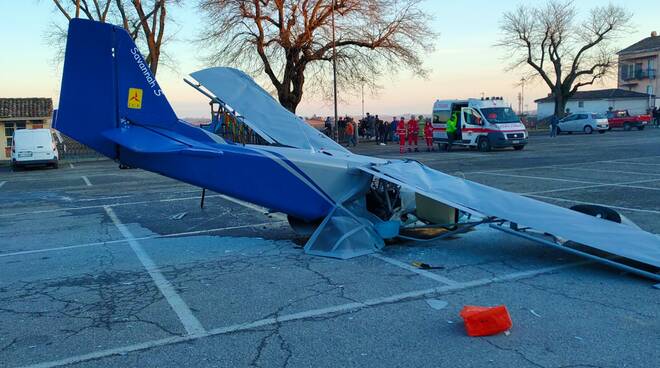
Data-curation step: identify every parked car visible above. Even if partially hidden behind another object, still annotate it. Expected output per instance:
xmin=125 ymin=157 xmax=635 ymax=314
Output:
xmin=606 ymin=110 xmax=650 ymax=131
xmin=557 ymin=113 xmax=608 ymax=134
xmin=11 ymin=128 xmax=59 ymax=169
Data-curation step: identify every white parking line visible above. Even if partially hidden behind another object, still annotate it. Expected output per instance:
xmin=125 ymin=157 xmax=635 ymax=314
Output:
xmin=558 ymin=166 xmax=660 ymax=177
xmin=81 ymin=176 xmax=92 ymax=186
xmin=466 ymin=154 xmax=660 ymax=175
xmin=522 ymin=178 xmax=660 ymax=195
xmin=0 ymin=194 xmax=224 ymax=218
xmin=104 ymin=206 xmax=206 ymax=336
xmin=218 ymin=194 xmax=287 ymax=220
xmin=19 ymin=261 xmax=587 ymax=368
xmin=471 ymin=171 xmax=599 ymax=185
xmin=526 ymin=194 xmax=660 ymax=215
xmin=0 ymin=221 xmax=287 ymax=259
xmin=370 ymin=253 xmax=459 ymax=286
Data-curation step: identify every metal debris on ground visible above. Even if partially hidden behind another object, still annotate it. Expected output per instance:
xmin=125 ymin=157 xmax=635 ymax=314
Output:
xmin=412 ymin=261 xmax=444 ymax=270
xmin=170 ymin=212 xmax=188 ymax=220
xmin=425 ymin=299 xmax=448 ymax=310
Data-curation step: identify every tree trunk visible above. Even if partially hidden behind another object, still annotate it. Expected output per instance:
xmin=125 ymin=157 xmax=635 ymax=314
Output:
xmin=553 ymin=90 xmax=570 ymax=118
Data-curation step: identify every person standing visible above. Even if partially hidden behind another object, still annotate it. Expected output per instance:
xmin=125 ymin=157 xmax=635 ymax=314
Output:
xmin=549 ymin=114 xmax=559 ymax=137
xmin=390 ymin=116 xmax=398 ymax=142
xmin=382 ymin=120 xmax=389 ymax=145
xmin=446 ymin=112 xmax=458 ymax=151
xmin=417 ymin=115 xmax=425 ymax=149
xmin=396 ymin=117 xmax=407 ymax=154
xmin=407 ymin=115 xmax=419 ymax=152
xmin=345 ymin=121 xmax=356 ymax=147
xmin=653 ymin=106 xmax=659 ymax=127
xmin=324 ymin=116 xmax=332 ymax=137
xmin=424 ymin=119 xmax=434 ymax=152
xmin=377 ymin=115 xmax=387 ymax=145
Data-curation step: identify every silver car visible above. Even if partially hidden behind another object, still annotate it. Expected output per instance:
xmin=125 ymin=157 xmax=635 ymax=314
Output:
xmin=557 ymin=113 xmax=609 ymax=134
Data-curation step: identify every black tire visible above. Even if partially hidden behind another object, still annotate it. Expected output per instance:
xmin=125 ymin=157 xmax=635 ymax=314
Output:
xmin=51 ymin=162 xmax=59 ymax=169
xmin=623 ymin=123 xmax=632 ymax=131
xmin=638 ymin=125 xmax=645 ymax=131
xmin=570 ymin=204 xmax=622 ymax=223
xmin=513 ymin=145 xmax=525 ymax=151
xmin=437 ymin=143 xmax=447 ymax=151
xmin=583 ymin=125 xmax=593 ymax=134
xmin=598 ymin=130 xmax=606 ymax=134
xmin=477 ymin=137 xmax=491 ymax=152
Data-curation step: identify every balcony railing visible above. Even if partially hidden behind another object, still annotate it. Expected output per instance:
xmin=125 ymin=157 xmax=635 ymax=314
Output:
xmin=621 ymin=68 xmax=656 ymax=81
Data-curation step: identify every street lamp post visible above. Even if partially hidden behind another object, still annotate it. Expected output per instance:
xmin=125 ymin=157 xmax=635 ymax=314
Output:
xmin=520 ymin=77 xmax=525 ymax=115
xmin=331 ymin=0 xmax=339 ymax=142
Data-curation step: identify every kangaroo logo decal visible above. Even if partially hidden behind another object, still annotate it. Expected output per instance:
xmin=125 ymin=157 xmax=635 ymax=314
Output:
xmin=127 ymin=88 xmax=143 ymax=109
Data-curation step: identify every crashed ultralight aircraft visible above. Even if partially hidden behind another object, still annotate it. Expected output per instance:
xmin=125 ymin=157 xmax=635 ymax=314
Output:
xmin=55 ymin=19 xmax=660 ymax=282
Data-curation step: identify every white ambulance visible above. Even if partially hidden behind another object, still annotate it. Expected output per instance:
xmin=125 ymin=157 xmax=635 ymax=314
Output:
xmin=432 ymin=97 xmax=528 ymax=151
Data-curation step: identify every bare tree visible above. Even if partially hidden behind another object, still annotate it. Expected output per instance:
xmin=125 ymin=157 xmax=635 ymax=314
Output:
xmin=199 ymin=0 xmax=436 ymax=113
xmin=50 ymin=0 xmax=177 ymax=74
xmin=497 ymin=0 xmax=632 ymax=117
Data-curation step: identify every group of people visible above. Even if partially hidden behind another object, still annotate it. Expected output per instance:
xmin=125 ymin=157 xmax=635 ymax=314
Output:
xmin=323 ymin=113 xmax=443 ymax=153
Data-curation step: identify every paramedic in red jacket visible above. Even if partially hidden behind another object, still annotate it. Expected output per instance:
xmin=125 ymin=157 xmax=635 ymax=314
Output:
xmin=407 ymin=115 xmax=419 ymax=152
xmin=396 ymin=117 xmax=407 ymax=154
xmin=424 ymin=119 xmax=434 ymax=152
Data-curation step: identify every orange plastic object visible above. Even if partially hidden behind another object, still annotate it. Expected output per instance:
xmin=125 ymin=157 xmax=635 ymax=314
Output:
xmin=460 ymin=305 xmax=512 ymax=337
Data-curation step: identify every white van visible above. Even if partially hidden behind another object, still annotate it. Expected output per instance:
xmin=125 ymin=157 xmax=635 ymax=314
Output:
xmin=432 ymin=97 xmax=528 ymax=151
xmin=11 ymin=129 xmax=59 ymax=169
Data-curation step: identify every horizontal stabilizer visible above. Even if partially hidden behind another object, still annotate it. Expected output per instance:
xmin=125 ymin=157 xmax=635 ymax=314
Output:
xmin=102 ymin=126 xmax=186 ymax=154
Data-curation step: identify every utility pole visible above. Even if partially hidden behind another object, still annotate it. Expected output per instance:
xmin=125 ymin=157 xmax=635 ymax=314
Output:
xmin=76 ymin=0 xmax=80 ymax=18
xmin=331 ymin=0 xmax=339 ymax=142
xmin=520 ymin=77 xmax=525 ymax=115
xmin=361 ymin=79 xmax=365 ymax=118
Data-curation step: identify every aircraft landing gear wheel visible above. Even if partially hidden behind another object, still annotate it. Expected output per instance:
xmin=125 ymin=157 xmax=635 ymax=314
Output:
xmin=583 ymin=125 xmax=593 ymax=134
xmin=477 ymin=137 xmax=491 ymax=152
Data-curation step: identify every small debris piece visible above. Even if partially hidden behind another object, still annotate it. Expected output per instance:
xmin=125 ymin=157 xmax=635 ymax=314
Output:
xmin=425 ymin=299 xmax=448 ymax=310
xmin=574 ymin=336 xmax=584 ymax=341
xmin=170 ymin=212 xmax=187 ymax=220
xmin=460 ymin=305 xmax=512 ymax=337
xmin=412 ymin=261 xmax=444 ymax=270
xmin=529 ymin=309 xmax=541 ymax=318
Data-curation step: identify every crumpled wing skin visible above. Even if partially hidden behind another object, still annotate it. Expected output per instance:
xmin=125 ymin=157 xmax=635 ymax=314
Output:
xmin=362 ymin=161 xmax=660 ymax=269
xmin=190 ymin=67 xmax=347 ymax=152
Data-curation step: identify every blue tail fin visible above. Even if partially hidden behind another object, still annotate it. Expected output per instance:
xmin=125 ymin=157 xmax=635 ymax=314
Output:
xmin=56 ymin=19 xmax=178 ymax=159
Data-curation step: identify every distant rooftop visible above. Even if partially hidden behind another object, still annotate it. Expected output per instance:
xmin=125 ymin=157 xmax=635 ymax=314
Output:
xmin=535 ymin=89 xmax=654 ymax=103
xmin=0 ymin=98 xmax=53 ymax=119
xmin=618 ymin=32 xmax=660 ymax=55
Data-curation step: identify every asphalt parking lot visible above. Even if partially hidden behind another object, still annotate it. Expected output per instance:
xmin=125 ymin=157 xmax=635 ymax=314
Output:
xmin=1 ymin=129 xmax=659 ymax=368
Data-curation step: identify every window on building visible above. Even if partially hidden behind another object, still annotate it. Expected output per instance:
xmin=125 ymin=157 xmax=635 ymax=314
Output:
xmin=3 ymin=121 xmax=26 ymax=148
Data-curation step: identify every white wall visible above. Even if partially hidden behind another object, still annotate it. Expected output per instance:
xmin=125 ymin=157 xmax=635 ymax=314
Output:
xmin=536 ymin=97 xmax=651 ymax=119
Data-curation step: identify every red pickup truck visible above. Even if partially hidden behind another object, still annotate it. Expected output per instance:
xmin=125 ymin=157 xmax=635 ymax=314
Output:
xmin=606 ymin=110 xmax=651 ymax=131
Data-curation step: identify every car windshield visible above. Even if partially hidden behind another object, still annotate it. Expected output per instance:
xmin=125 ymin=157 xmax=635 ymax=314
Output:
xmin=591 ymin=113 xmax=606 ymax=119
xmin=480 ymin=107 xmax=519 ymax=124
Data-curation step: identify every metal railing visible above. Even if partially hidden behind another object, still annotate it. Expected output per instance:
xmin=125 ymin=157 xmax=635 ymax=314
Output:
xmin=621 ymin=68 xmax=656 ymax=81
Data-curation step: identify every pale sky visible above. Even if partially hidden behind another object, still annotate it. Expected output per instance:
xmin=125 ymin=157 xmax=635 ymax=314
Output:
xmin=0 ymin=0 xmax=658 ymax=118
